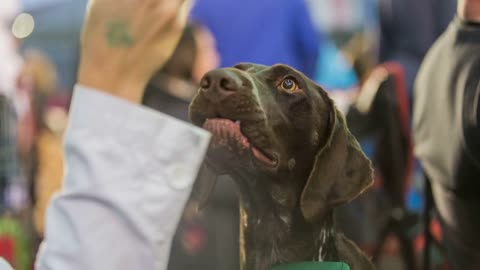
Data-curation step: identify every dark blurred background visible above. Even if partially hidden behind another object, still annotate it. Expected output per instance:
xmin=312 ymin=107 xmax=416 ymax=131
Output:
xmin=0 ymin=0 xmax=459 ymax=270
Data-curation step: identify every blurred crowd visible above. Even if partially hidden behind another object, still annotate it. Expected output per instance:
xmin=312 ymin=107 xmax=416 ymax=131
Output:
xmin=0 ymin=0 xmax=472 ymax=269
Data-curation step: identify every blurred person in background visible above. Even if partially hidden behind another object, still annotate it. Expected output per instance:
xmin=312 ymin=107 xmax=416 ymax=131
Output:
xmin=32 ymin=99 xmax=68 ymax=241
xmin=189 ymin=0 xmax=320 ymax=78
xmin=413 ymin=0 xmax=480 ymax=269
xmin=17 ymin=50 xmax=58 ymax=129
xmin=1 ymin=46 xmax=59 ymax=217
xmin=16 ymin=50 xmax=58 ymax=204
xmin=0 ymin=91 xmax=18 ymax=214
xmin=0 ymin=2 xmax=41 ymax=268
xmin=143 ymin=23 xmax=219 ymax=120
xmin=0 ymin=0 xmax=22 ymax=100
xmin=378 ymin=0 xmax=456 ymax=98
xmin=12 ymin=52 xmax=59 ymax=263
xmin=0 ymin=0 xmax=22 ymax=212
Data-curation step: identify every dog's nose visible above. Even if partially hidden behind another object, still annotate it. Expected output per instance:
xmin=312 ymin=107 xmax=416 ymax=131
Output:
xmin=200 ymin=69 xmax=243 ymax=101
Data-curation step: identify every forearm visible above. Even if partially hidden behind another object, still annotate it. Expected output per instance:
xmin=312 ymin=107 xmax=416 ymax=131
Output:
xmin=35 ymin=86 xmax=210 ymax=270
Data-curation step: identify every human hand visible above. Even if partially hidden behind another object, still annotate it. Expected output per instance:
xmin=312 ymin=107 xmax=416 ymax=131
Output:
xmin=78 ymin=0 xmax=191 ymax=103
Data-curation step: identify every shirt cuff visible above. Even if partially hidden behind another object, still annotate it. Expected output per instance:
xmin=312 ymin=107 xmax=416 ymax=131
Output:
xmin=66 ymin=85 xmax=211 ymax=191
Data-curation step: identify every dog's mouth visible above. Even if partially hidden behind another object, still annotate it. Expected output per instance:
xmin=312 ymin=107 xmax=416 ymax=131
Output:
xmin=201 ymin=118 xmax=278 ymax=168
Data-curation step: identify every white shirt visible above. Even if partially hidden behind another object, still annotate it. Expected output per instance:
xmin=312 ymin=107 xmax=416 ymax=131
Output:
xmin=34 ymin=85 xmax=211 ymax=270
xmin=0 ymin=258 xmax=14 ymax=270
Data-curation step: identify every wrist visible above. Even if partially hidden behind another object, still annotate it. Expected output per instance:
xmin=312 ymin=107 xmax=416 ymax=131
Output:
xmin=77 ymin=64 xmax=146 ymax=104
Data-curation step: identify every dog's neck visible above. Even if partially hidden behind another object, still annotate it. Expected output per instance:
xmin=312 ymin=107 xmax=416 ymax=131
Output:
xmin=233 ymin=174 xmax=338 ymax=270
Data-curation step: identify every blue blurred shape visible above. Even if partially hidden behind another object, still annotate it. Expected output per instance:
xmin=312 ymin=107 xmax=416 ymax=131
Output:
xmin=314 ymin=40 xmax=358 ymax=90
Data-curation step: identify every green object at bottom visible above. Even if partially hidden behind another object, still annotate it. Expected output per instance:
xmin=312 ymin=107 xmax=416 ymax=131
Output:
xmin=270 ymin=262 xmax=350 ymax=270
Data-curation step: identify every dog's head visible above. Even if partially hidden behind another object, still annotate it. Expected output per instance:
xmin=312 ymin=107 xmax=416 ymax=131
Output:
xmin=190 ymin=63 xmax=373 ymax=222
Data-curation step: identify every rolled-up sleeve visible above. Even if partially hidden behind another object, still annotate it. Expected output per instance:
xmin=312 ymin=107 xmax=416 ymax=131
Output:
xmin=35 ymin=86 xmax=211 ymax=270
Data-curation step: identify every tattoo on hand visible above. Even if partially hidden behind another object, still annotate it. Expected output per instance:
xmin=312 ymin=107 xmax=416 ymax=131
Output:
xmin=106 ymin=21 xmax=134 ymax=48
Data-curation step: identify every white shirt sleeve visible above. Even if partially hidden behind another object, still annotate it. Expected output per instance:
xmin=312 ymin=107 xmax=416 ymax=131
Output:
xmin=35 ymin=85 xmax=211 ymax=270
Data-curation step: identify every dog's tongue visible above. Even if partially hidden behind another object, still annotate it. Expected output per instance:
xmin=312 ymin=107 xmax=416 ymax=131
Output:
xmin=203 ymin=118 xmax=249 ymax=148
xmin=202 ymin=118 xmax=275 ymax=166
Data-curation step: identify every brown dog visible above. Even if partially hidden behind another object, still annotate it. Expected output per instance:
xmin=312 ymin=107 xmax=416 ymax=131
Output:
xmin=189 ymin=63 xmax=375 ymax=270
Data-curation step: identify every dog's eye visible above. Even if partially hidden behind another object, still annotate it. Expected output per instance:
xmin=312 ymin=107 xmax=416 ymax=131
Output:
xmin=280 ymin=77 xmax=299 ymax=92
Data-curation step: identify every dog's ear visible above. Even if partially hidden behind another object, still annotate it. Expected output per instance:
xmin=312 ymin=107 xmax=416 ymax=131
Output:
xmin=300 ymin=103 xmax=373 ymax=223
